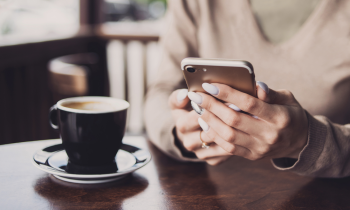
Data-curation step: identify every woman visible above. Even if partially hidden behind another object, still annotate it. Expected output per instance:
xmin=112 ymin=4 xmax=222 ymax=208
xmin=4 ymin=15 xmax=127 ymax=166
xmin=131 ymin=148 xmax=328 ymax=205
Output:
xmin=144 ymin=0 xmax=350 ymax=177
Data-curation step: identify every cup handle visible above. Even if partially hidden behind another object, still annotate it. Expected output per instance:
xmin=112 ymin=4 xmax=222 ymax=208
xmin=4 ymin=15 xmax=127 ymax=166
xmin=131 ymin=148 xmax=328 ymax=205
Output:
xmin=49 ymin=105 xmax=59 ymax=130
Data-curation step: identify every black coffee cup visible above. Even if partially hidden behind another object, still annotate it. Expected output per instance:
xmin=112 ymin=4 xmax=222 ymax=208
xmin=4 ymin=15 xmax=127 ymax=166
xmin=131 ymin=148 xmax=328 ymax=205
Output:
xmin=49 ymin=97 xmax=129 ymax=173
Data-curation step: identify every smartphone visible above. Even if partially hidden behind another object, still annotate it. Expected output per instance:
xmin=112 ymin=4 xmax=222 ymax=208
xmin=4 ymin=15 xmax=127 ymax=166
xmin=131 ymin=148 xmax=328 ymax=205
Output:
xmin=181 ymin=57 xmax=257 ymax=97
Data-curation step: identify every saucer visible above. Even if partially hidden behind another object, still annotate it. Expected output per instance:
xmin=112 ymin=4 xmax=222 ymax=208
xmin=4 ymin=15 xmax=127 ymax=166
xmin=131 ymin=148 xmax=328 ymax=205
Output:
xmin=32 ymin=143 xmax=151 ymax=184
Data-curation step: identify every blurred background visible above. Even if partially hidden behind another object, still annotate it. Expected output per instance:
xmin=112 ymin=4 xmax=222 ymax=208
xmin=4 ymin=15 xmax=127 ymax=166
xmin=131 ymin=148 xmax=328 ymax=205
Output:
xmin=0 ymin=0 xmax=166 ymax=145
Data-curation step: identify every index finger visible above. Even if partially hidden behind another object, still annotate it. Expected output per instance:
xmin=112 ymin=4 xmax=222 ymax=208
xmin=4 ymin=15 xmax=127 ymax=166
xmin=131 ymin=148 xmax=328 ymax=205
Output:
xmin=169 ymin=89 xmax=190 ymax=110
xmin=204 ymin=83 xmax=275 ymax=121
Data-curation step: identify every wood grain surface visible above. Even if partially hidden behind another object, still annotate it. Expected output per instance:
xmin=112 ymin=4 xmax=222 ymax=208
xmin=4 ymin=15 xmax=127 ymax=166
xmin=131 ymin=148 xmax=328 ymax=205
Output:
xmin=1 ymin=137 xmax=350 ymax=210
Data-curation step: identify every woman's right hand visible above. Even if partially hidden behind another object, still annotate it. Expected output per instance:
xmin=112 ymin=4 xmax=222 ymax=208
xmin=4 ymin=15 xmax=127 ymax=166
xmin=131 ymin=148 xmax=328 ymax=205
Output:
xmin=169 ymin=89 xmax=231 ymax=165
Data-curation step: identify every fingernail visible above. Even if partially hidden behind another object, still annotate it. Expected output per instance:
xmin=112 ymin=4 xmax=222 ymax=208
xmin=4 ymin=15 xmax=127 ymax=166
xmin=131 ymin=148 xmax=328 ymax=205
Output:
xmin=228 ymin=103 xmax=241 ymax=112
xmin=188 ymin=92 xmax=203 ymax=105
xmin=202 ymin=83 xmax=219 ymax=95
xmin=191 ymin=101 xmax=205 ymax=115
xmin=257 ymin=81 xmax=269 ymax=94
xmin=247 ymin=113 xmax=259 ymax=119
xmin=177 ymin=89 xmax=188 ymax=102
xmin=198 ymin=117 xmax=210 ymax=132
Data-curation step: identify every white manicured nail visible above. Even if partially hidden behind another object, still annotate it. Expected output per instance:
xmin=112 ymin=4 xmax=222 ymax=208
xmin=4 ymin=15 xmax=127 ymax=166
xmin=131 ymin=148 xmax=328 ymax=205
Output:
xmin=257 ymin=81 xmax=269 ymax=94
xmin=191 ymin=101 xmax=205 ymax=115
xmin=188 ymin=92 xmax=203 ymax=105
xmin=202 ymin=83 xmax=219 ymax=95
xmin=228 ymin=104 xmax=241 ymax=112
xmin=198 ymin=118 xmax=209 ymax=132
xmin=177 ymin=89 xmax=188 ymax=102
xmin=247 ymin=113 xmax=259 ymax=119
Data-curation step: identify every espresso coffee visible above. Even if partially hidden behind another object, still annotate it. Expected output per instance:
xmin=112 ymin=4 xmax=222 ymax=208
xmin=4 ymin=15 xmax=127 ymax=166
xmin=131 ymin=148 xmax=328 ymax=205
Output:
xmin=62 ymin=101 xmax=115 ymax=111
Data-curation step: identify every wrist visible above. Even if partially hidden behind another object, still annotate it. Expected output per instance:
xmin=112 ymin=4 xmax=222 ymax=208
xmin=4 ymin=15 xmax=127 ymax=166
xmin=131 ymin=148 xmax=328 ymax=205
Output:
xmin=287 ymin=116 xmax=309 ymax=159
xmin=288 ymin=137 xmax=307 ymax=159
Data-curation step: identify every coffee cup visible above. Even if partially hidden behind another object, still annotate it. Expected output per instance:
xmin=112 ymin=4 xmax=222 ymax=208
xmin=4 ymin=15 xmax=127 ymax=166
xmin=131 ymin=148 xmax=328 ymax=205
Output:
xmin=49 ymin=96 xmax=129 ymax=174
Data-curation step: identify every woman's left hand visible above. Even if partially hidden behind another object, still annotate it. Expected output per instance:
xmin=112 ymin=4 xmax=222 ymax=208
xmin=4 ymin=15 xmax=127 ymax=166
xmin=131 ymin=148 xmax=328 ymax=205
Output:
xmin=187 ymin=82 xmax=308 ymax=162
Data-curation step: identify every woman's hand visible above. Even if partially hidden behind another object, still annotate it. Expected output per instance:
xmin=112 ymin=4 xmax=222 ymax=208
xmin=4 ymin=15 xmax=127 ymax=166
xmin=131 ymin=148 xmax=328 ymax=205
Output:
xmin=169 ymin=89 xmax=231 ymax=165
xmin=187 ymin=82 xmax=308 ymax=161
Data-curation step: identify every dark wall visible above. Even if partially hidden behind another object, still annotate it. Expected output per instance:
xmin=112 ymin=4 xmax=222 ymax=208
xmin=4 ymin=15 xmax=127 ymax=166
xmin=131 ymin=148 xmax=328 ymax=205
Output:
xmin=0 ymin=36 xmax=109 ymax=145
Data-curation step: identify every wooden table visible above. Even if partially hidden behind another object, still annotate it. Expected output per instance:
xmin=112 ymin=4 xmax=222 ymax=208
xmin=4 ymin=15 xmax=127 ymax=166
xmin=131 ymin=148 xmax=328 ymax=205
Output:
xmin=1 ymin=136 xmax=350 ymax=210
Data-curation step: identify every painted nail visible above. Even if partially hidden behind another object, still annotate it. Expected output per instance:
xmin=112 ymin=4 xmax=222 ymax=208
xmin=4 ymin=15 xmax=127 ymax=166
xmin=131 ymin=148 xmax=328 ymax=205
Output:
xmin=228 ymin=103 xmax=241 ymax=112
xmin=198 ymin=117 xmax=210 ymax=132
xmin=188 ymin=92 xmax=203 ymax=105
xmin=191 ymin=101 xmax=205 ymax=115
xmin=177 ymin=89 xmax=188 ymax=102
xmin=257 ymin=81 xmax=269 ymax=94
xmin=202 ymin=83 xmax=219 ymax=95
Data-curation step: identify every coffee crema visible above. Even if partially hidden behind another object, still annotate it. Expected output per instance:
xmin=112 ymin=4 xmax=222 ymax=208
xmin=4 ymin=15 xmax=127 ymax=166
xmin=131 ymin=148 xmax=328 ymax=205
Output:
xmin=62 ymin=101 xmax=115 ymax=111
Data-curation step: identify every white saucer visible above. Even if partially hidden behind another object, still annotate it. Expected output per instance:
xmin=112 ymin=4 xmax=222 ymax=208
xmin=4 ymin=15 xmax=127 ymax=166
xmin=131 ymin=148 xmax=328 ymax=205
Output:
xmin=32 ymin=143 xmax=151 ymax=184
xmin=52 ymin=175 xmax=125 ymax=184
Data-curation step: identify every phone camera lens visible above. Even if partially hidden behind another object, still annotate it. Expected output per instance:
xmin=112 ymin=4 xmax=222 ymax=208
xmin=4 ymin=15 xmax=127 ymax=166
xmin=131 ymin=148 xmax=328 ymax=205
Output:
xmin=186 ymin=67 xmax=196 ymax=73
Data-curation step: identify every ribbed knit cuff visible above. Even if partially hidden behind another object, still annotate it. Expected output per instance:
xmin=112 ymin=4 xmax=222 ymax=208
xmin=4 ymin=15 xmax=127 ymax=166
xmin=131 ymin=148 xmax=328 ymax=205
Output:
xmin=271 ymin=111 xmax=327 ymax=173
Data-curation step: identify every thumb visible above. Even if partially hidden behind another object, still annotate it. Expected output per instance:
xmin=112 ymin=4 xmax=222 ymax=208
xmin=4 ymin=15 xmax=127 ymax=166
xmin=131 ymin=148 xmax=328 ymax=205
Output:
xmin=169 ymin=89 xmax=190 ymax=110
xmin=256 ymin=81 xmax=298 ymax=106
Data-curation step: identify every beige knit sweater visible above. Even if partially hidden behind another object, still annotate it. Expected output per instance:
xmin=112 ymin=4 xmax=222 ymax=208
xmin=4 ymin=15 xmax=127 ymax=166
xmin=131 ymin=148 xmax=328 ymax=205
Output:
xmin=144 ymin=0 xmax=350 ymax=177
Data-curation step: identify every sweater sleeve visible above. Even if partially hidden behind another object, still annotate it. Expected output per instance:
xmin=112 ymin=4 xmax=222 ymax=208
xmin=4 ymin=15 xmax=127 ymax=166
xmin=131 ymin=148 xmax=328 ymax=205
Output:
xmin=144 ymin=0 xmax=202 ymax=161
xmin=272 ymin=111 xmax=350 ymax=177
